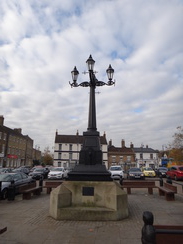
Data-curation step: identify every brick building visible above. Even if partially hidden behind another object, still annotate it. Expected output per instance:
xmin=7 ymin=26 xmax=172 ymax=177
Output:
xmin=0 ymin=116 xmax=41 ymax=168
xmin=108 ymin=139 xmax=136 ymax=171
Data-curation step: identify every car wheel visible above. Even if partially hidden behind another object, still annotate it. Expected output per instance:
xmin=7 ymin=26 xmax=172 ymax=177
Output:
xmin=174 ymin=175 xmax=178 ymax=181
xmin=1 ymin=188 xmax=8 ymax=200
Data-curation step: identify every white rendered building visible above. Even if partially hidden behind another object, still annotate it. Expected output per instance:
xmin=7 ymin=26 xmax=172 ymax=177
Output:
xmin=54 ymin=131 xmax=108 ymax=169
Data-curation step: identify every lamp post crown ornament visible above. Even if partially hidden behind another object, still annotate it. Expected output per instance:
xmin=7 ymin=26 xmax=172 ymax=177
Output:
xmin=69 ymin=55 xmax=115 ymax=88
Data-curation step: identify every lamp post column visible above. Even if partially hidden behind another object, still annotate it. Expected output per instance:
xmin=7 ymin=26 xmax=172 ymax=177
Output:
xmin=88 ymin=70 xmax=97 ymax=132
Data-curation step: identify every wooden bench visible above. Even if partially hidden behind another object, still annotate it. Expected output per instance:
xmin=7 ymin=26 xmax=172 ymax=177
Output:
xmin=157 ymin=182 xmax=177 ymax=201
xmin=43 ymin=181 xmax=62 ymax=194
xmin=0 ymin=227 xmax=7 ymax=235
xmin=19 ymin=181 xmax=42 ymax=200
xmin=142 ymin=211 xmax=183 ymax=244
xmin=121 ymin=180 xmax=157 ymax=194
xmin=154 ymin=225 xmax=183 ymax=244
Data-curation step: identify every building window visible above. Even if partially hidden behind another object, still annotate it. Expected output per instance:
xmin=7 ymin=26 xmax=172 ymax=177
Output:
xmin=3 ymin=133 xmax=7 ymax=140
xmin=112 ymin=156 xmax=116 ymax=163
xmin=150 ymin=154 xmax=153 ymax=159
xmin=69 ymin=144 xmax=72 ymax=151
xmin=58 ymin=153 xmax=61 ymax=159
xmin=69 ymin=153 xmax=72 ymax=160
xmin=0 ymin=132 xmax=2 ymax=139
xmin=140 ymin=153 xmax=143 ymax=159
xmin=127 ymin=156 xmax=131 ymax=162
xmin=58 ymin=162 xmax=61 ymax=167
xmin=59 ymin=144 xmax=62 ymax=150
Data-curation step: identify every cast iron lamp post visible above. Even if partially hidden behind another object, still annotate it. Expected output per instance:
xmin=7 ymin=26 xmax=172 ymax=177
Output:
xmin=68 ymin=55 xmax=115 ymax=181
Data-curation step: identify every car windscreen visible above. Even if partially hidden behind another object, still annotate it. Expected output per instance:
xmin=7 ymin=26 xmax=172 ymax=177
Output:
xmin=110 ymin=167 xmax=121 ymax=171
xmin=0 ymin=168 xmax=8 ymax=172
xmin=130 ymin=168 xmax=141 ymax=172
xmin=159 ymin=168 xmax=167 ymax=171
xmin=34 ymin=168 xmax=44 ymax=172
xmin=0 ymin=174 xmax=13 ymax=182
xmin=51 ymin=168 xmax=63 ymax=171
xmin=178 ymin=167 xmax=183 ymax=171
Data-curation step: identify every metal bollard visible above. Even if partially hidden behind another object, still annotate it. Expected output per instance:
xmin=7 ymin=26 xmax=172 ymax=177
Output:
xmin=120 ymin=177 xmax=123 ymax=186
xmin=166 ymin=176 xmax=172 ymax=184
xmin=0 ymin=181 xmax=1 ymax=200
xmin=39 ymin=178 xmax=43 ymax=192
xmin=141 ymin=211 xmax=156 ymax=244
xmin=8 ymin=180 xmax=16 ymax=201
xmin=159 ymin=175 xmax=163 ymax=186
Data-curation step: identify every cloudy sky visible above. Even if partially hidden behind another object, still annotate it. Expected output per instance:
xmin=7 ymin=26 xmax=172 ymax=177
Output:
xmin=0 ymin=0 xmax=183 ymax=152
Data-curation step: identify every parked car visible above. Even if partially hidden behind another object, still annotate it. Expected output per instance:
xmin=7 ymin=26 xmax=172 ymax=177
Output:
xmin=166 ymin=166 xmax=183 ymax=181
xmin=48 ymin=167 xmax=68 ymax=180
xmin=0 ymin=168 xmax=12 ymax=174
xmin=29 ymin=167 xmax=48 ymax=180
xmin=141 ymin=167 xmax=156 ymax=177
xmin=12 ymin=167 xmax=30 ymax=175
xmin=109 ymin=165 xmax=124 ymax=180
xmin=156 ymin=167 xmax=168 ymax=178
xmin=0 ymin=172 xmax=35 ymax=199
xmin=127 ymin=167 xmax=145 ymax=180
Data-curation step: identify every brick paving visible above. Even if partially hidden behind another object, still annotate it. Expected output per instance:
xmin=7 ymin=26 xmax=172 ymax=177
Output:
xmin=0 ymin=187 xmax=183 ymax=244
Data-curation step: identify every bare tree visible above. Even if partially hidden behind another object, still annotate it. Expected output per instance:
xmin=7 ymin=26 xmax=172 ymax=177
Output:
xmin=171 ymin=126 xmax=183 ymax=149
xmin=168 ymin=126 xmax=183 ymax=164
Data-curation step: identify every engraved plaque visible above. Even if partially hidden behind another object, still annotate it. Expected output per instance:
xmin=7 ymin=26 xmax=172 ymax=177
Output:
xmin=82 ymin=187 xmax=94 ymax=196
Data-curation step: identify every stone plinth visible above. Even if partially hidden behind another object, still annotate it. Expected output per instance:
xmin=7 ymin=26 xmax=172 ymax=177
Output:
xmin=49 ymin=181 xmax=128 ymax=221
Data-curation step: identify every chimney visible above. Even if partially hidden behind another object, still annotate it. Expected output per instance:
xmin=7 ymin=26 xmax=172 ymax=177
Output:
xmin=14 ymin=128 xmax=22 ymax=134
xmin=76 ymin=130 xmax=79 ymax=136
xmin=0 ymin=115 xmax=4 ymax=126
xmin=103 ymin=131 xmax=106 ymax=138
xmin=121 ymin=139 xmax=125 ymax=148
xmin=55 ymin=129 xmax=58 ymax=136
xmin=146 ymin=145 xmax=148 ymax=148
xmin=109 ymin=139 xmax=112 ymax=147
xmin=130 ymin=142 xmax=134 ymax=148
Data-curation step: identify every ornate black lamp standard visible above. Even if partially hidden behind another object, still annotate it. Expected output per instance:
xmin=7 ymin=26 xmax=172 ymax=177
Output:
xmin=67 ymin=55 xmax=115 ymax=181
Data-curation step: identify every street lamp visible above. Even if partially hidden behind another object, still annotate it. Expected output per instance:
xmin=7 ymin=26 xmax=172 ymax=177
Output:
xmin=69 ymin=55 xmax=115 ymax=132
xmin=68 ymin=55 xmax=115 ymax=181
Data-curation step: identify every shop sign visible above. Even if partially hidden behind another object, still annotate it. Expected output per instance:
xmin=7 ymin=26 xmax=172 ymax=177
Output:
xmin=7 ymin=154 xmax=18 ymax=159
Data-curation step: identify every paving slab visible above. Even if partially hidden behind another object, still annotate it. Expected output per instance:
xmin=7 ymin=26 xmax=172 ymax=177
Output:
xmin=0 ymin=187 xmax=183 ymax=244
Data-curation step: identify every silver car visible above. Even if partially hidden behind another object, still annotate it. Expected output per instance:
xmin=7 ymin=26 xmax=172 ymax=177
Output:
xmin=48 ymin=167 xmax=68 ymax=180
xmin=0 ymin=172 xmax=34 ymax=199
xmin=109 ymin=166 xmax=124 ymax=180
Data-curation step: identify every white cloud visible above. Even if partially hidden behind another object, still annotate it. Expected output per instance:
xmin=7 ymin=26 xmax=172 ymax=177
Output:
xmin=0 ymin=0 xmax=183 ymax=152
